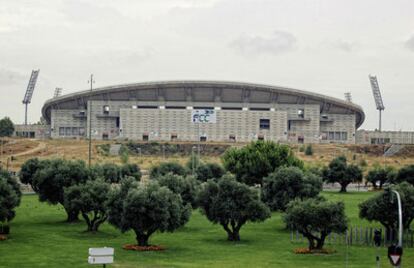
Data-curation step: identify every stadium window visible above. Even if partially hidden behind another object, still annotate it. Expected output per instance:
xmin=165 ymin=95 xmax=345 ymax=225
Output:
xmin=321 ymin=132 xmax=328 ymax=140
xmin=103 ymin=105 xmax=110 ymax=115
xmin=171 ymin=134 xmax=178 ymax=141
xmin=258 ymin=135 xmax=264 ymax=141
xmin=259 ymin=119 xmax=270 ymax=129
xmin=142 ymin=134 xmax=149 ymax=141
xmin=72 ymin=127 xmax=79 ymax=136
xmin=59 ymin=127 xmax=65 ymax=136
xmin=288 ymin=120 xmax=292 ymax=131
xmin=79 ymin=127 xmax=85 ymax=136
xmin=200 ymin=136 xmax=207 ymax=142
xmin=342 ymin=132 xmax=348 ymax=141
xmin=298 ymin=136 xmax=304 ymax=144
xmin=116 ymin=117 xmax=120 ymax=128
xmin=297 ymin=109 xmax=304 ymax=118
xmin=65 ymin=127 xmax=72 ymax=136
xmin=229 ymin=134 xmax=236 ymax=142
xmin=334 ymin=132 xmax=341 ymax=140
xmin=328 ymin=132 xmax=335 ymax=140
xmin=102 ymin=133 xmax=109 ymax=140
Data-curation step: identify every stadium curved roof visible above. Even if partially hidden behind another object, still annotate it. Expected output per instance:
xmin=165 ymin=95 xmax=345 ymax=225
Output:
xmin=42 ymin=80 xmax=365 ymax=127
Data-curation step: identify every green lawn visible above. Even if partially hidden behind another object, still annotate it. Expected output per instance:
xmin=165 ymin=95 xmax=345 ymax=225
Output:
xmin=0 ymin=192 xmax=412 ymax=267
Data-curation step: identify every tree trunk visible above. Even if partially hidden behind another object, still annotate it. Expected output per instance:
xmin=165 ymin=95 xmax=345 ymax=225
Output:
xmin=227 ymin=230 xmax=240 ymax=241
xmin=339 ymin=183 xmax=348 ymax=193
xmin=65 ymin=208 xmax=79 ymax=222
xmin=136 ymin=234 xmax=149 ymax=247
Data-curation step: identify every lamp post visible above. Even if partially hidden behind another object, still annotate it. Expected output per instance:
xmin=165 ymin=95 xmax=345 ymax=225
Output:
xmin=88 ymin=74 xmax=94 ymax=168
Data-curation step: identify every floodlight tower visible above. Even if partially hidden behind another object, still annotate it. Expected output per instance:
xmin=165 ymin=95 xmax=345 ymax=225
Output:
xmin=344 ymin=92 xmax=352 ymax=102
xmin=53 ymin=87 xmax=62 ymax=98
xmin=22 ymin=70 xmax=40 ymax=125
xmin=369 ymin=75 xmax=385 ymax=131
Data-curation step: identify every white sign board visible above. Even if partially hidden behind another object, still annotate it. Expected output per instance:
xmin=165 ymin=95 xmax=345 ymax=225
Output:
xmin=191 ymin=109 xmax=216 ymax=123
xmin=88 ymin=247 xmax=114 ymax=265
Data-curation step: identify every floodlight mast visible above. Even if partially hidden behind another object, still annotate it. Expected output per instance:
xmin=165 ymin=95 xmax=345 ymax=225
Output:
xmin=344 ymin=92 xmax=352 ymax=102
xmin=53 ymin=87 xmax=62 ymax=98
xmin=369 ymin=75 xmax=385 ymax=131
xmin=22 ymin=70 xmax=40 ymax=125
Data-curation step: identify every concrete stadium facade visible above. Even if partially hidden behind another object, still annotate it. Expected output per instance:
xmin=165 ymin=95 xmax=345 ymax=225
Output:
xmin=41 ymin=81 xmax=365 ymax=144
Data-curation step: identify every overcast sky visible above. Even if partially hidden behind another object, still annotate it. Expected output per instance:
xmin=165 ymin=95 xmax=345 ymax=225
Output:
xmin=1 ymin=0 xmax=413 ymax=130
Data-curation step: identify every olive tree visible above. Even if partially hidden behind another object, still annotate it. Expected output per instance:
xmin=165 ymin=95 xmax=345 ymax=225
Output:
xmin=20 ymin=158 xmax=90 ymax=222
xmin=0 ymin=117 xmax=14 ymax=137
xmin=155 ymin=173 xmax=199 ymax=208
xmin=107 ymin=179 xmax=191 ymax=247
xmin=197 ymin=175 xmax=271 ymax=241
xmin=396 ymin=164 xmax=414 ymax=185
xmin=262 ymin=166 xmax=323 ymax=211
xmin=149 ymin=162 xmax=187 ymax=179
xmin=0 ymin=169 xmax=21 ymax=234
xmin=284 ymin=198 xmax=348 ymax=250
xmin=222 ymin=140 xmax=303 ymax=186
xmin=195 ymin=163 xmax=225 ymax=182
xmin=322 ymin=156 xmax=363 ymax=192
xmin=359 ymin=182 xmax=414 ymax=235
xmin=366 ymin=165 xmax=396 ymax=189
xmin=64 ymin=179 xmax=111 ymax=232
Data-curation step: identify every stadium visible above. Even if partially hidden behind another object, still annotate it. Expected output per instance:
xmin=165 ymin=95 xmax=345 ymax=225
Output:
xmin=37 ymin=80 xmax=365 ymax=144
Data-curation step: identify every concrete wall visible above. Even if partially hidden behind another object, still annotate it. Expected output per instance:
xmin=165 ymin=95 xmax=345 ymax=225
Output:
xmin=119 ymin=108 xmax=288 ymax=142
xmin=47 ymin=100 xmax=360 ymax=144
xmin=14 ymin=124 xmax=51 ymax=139
xmin=356 ymin=130 xmax=414 ymax=144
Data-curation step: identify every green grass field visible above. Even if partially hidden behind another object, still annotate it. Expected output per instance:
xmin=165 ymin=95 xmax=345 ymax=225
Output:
xmin=0 ymin=192 xmax=412 ymax=267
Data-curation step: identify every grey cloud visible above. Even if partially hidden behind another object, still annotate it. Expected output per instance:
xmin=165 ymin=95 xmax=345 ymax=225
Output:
xmin=405 ymin=35 xmax=414 ymax=51
xmin=333 ymin=40 xmax=359 ymax=52
xmin=229 ymin=31 xmax=297 ymax=56
xmin=0 ymin=68 xmax=27 ymax=86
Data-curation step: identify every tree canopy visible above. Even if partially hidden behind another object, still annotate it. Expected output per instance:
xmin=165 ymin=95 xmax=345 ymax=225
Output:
xmin=155 ymin=173 xmax=199 ymax=208
xmin=359 ymin=182 xmax=414 ymax=232
xmin=365 ymin=165 xmax=396 ymax=189
xmin=0 ymin=117 xmax=14 ymax=137
xmin=64 ymin=179 xmax=111 ymax=232
xmin=149 ymin=162 xmax=187 ymax=179
xmin=222 ymin=140 xmax=303 ymax=186
xmin=322 ymin=156 xmax=363 ymax=192
xmin=396 ymin=164 xmax=414 ymax=186
xmin=0 ymin=169 xmax=21 ymax=226
xmin=197 ymin=175 xmax=271 ymax=241
xmin=107 ymin=178 xmax=191 ymax=246
xmin=195 ymin=163 xmax=225 ymax=182
xmin=20 ymin=158 xmax=90 ymax=221
xmin=284 ymin=198 xmax=348 ymax=250
xmin=262 ymin=166 xmax=323 ymax=211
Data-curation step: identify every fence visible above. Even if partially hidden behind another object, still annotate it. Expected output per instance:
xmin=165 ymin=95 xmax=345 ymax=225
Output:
xmin=290 ymin=226 xmax=414 ymax=248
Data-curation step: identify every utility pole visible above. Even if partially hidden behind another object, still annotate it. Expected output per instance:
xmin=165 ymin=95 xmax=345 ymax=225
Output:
xmin=88 ymin=74 xmax=94 ymax=168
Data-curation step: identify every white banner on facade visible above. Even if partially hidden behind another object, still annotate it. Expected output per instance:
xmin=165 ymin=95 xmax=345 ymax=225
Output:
xmin=191 ymin=109 xmax=216 ymax=123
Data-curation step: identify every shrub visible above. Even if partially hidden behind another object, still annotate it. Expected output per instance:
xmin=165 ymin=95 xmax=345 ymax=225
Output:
xmin=197 ymin=175 xmax=271 ymax=241
xmin=222 ymin=140 xmax=303 ymax=186
xmin=284 ymin=198 xmax=348 ymax=250
xmin=262 ymin=166 xmax=323 ymax=211
xmin=304 ymin=144 xmax=313 ymax=156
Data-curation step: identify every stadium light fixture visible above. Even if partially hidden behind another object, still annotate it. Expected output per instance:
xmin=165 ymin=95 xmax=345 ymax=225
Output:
xmin=369 ymin=75 xmax=385 ymax=131
xmin=344 ymin=92 xmax=352 ymax=102
xmin=22 ymin=70 xmax=40 ymax=125
xmin=53 ymin=88 xmax=63 ymax=98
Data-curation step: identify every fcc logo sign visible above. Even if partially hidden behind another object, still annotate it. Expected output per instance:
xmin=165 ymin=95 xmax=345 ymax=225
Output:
xmin=192 ymin=109 xmax=216 ymax=123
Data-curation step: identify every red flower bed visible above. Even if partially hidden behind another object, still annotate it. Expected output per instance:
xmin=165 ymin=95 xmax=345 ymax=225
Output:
xmin=294 ymin=247 xmax=336 ymax=254
xmin=123 ymin=244 xmax=166 ymax=251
